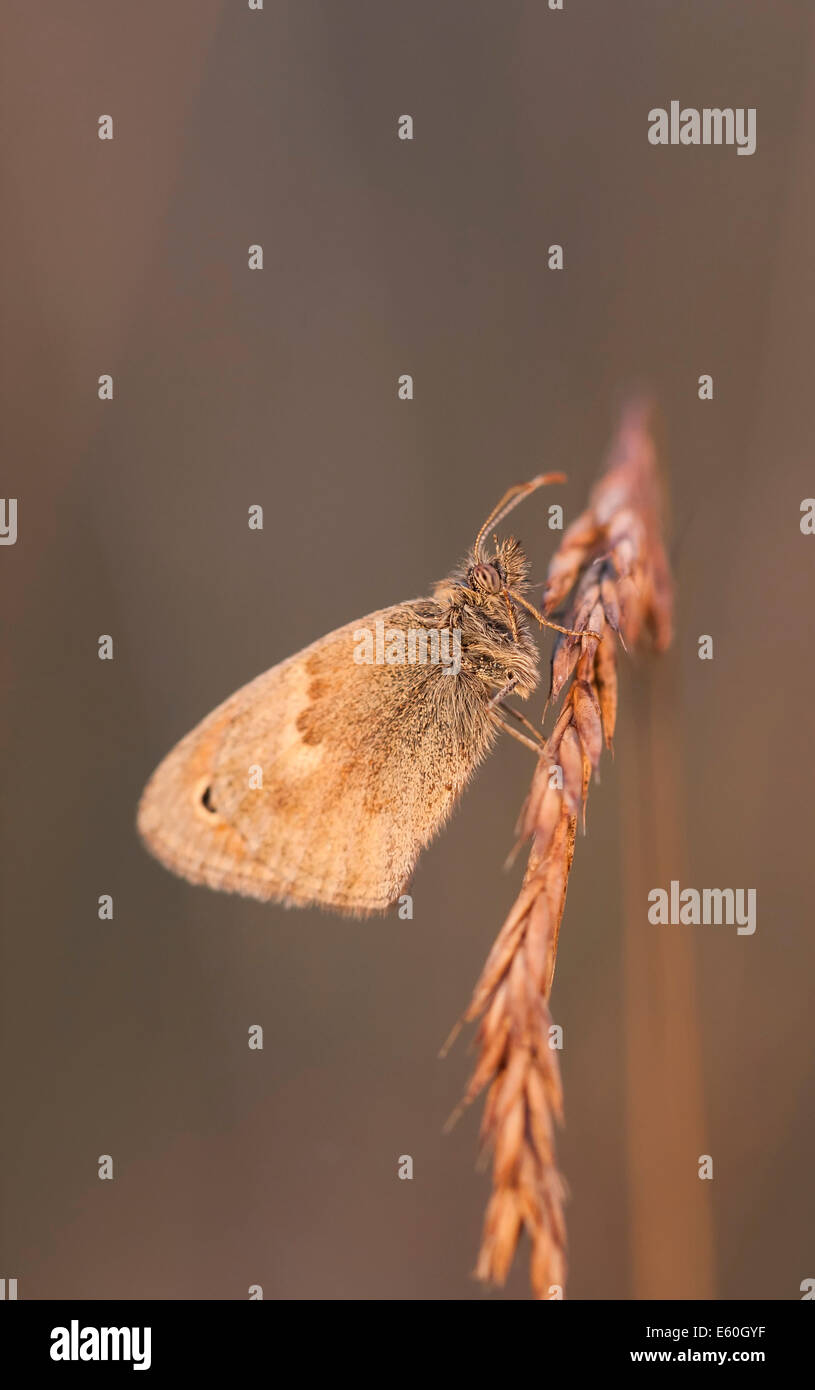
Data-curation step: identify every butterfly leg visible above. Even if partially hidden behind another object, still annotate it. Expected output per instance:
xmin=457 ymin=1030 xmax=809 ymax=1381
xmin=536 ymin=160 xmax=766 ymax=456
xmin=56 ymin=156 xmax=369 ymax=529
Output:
xmin=487 ymin=676 xmax=546 ymax=752
xmin=540 ymin=613 xmax=602 ymax=641
xmin=507 ymin=586 xmax=602 ymax=642
xmin=491 ymin=704 xmax=546 ymax=755
xmin=487 ymin=674 xmax=519 ymax=709
xmin=498 ymin=701 xmax=547 ymax=747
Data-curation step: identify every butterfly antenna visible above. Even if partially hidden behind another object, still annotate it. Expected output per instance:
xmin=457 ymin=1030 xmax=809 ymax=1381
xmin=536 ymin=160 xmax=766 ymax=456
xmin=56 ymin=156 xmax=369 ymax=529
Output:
xmin=474 ymin=472 xmax=566 ymax=560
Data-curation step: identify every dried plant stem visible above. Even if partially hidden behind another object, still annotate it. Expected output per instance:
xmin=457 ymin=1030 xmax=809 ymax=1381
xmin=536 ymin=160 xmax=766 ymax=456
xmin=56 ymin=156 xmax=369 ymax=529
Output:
xmin=455 ymin=400 xmax=674 ymax=1298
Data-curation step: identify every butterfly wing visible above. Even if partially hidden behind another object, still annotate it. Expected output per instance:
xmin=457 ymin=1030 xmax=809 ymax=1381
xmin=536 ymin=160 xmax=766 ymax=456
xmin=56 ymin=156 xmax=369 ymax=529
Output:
xmin=137 ymin=605 xmax=497 ymax=914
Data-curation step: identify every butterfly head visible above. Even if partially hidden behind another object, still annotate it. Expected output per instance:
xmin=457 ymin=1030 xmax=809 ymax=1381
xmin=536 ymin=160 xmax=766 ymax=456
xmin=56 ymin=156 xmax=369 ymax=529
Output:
xmin=434 ymin=474 xmax=567 ymax=658
xmin=465 ymin=535 xmax=530 ymax=602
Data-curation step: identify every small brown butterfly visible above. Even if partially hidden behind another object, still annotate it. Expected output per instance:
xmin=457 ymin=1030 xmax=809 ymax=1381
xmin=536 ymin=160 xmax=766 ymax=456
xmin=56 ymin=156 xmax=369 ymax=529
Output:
xmin=137 ymin=474 xmax=587 ymax=916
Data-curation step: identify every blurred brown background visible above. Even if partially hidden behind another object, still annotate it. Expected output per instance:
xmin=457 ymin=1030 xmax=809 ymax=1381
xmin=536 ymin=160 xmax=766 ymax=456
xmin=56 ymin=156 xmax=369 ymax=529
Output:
xmin=2 ymin=0 xmax=813 ymax=1300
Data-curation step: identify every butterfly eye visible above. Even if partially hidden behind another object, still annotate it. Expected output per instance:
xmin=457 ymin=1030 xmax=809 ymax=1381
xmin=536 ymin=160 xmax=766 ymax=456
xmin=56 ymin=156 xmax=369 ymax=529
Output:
xmin=471 ymin=562 xmax=502 ymax=593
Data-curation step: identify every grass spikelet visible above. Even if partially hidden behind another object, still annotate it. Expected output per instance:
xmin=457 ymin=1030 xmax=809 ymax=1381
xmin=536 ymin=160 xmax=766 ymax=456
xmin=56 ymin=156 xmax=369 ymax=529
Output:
xmin=455 ymin=399 xmax=674 ymax=1298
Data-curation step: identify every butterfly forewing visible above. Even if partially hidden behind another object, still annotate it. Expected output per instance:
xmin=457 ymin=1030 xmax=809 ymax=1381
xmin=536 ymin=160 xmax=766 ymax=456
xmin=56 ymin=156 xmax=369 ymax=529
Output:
xmin=137 ymin=605 xmax=497 ymax=915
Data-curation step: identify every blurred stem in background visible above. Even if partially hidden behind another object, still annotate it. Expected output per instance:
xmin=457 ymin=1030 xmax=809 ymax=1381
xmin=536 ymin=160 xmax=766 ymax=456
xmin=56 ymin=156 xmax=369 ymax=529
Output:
xmin=621 ymin=657 xmax=715 ymax=1298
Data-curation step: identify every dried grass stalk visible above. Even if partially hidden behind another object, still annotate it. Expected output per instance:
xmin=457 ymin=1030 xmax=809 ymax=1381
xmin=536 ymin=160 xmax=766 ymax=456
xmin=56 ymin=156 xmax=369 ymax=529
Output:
xmin=457 ymin=400 xmax=674 ymax=1298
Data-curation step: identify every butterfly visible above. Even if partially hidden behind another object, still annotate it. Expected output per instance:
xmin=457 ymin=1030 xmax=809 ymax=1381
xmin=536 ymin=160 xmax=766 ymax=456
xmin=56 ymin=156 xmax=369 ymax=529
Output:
xmin=137 ymin=474 xmax=585 ymax=915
